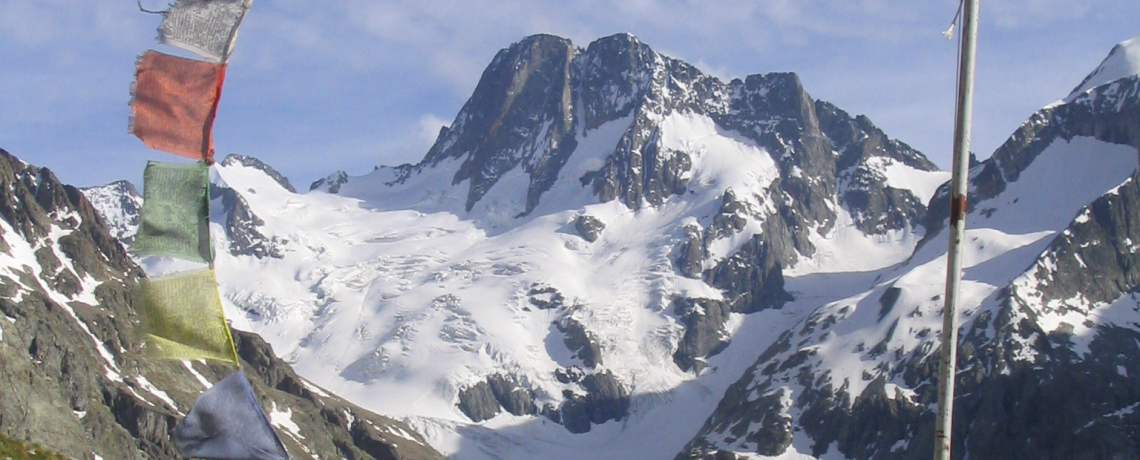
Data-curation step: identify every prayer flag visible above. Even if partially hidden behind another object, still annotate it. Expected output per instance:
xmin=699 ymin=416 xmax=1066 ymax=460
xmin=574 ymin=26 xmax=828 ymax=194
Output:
xmin=129 ymin=50 xmax=225 ymax=162
xmin=131 ymin=161 xmax=213 ymax=263
xmin=139 ymin=268 xmax=239 ymax=365
xmin=158 ymin=0 xmax=254 ymax=63
xmin=174 ymin=371 xmax=290 ymax=460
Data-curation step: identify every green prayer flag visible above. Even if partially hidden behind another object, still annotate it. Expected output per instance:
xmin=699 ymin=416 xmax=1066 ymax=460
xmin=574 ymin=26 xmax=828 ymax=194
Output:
xmin=140 ymin=269 xmax=239 ymax=365
xmin=131 ymin=161 xmax=213 ymax=262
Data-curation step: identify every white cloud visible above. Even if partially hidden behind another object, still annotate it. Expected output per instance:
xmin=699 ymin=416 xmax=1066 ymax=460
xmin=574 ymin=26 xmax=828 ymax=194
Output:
xmin=417 ymin=114 xmax=450 ymax=144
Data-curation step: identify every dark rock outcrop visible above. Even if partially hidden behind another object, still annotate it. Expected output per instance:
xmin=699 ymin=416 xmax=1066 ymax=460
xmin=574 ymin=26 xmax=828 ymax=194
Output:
xmin=456 ymin=374 xmax=539 ymax=422
xmin=673 ymin=298 xmax=732 ymax=373
xmin=554 ymin=371 xmax=631 ymax=434
xmin=417 ymin=34 xmax=579 ymax=215
xmin=676 ymin=224 xmax=706 ymax=279
xmin=527 ymin=285 xmax=565 ymax=310
xmin=574 ymin=214 xmax=605 ymax=242
xmin=706 ymin=234 xmax=793 ymax=314
xmin=558 ymin=316 xmax=602 ymax=368
xmin=457 ymin=381 xmax=501 ymax=422
xmin=211 ymin=185 xmax=287 ymax=259
xmin=1023 ymin=171 xmax=1140 ymax=307
xmin=487 ymin=374 xmax=537 ymax=416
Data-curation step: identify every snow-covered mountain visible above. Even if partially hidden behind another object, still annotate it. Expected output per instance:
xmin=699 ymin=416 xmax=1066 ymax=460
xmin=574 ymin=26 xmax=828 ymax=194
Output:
xmin=80 ymin=179 xmax=141 ymax=245
xmin=88 ymin=33 xmax=1140 ymax=459
xmin=227 ymin=31 xmax=942 ymax=450
xmin=682 ymin=35 xmax=1140 ymax=459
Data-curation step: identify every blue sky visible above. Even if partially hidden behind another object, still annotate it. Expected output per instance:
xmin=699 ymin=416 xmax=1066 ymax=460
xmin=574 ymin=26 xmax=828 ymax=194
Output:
xmin=1 ymin=1 xmax=1137 ymax=189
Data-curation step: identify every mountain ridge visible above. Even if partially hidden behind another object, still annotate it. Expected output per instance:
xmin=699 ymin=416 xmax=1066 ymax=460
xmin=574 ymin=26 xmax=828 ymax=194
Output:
xmin=77 ymin=32 xmax=1140 ymax=460
xmin=679 ymin=35 xmax=1140 ymax=460
xmin=183 ymin=32 xmax=946 ymax=457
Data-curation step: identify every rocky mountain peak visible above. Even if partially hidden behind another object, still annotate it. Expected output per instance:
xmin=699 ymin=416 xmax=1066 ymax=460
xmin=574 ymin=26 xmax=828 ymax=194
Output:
xmin=417 ymin=33 xmax=577 ymax=214
xmin=330 ymin=33 xmax=937 ymax=242
xmin=220 ymin=154 xmax=296 ymax=193
xmin=310 ymin=169 xmax=348 ymax=193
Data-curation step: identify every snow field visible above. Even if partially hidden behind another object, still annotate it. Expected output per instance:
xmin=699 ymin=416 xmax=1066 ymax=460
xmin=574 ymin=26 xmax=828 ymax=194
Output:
xmin=203 ymin=103 xmax=1139 ymax=459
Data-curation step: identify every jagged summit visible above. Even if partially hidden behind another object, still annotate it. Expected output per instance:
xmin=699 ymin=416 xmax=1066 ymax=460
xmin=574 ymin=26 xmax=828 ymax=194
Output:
xmin=324 ymin=33 xmax=941 ymax=240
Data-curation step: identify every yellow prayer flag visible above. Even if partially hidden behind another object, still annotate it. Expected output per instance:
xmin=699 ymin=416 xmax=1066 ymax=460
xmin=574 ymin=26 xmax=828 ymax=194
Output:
xmin=139 ymin=269 xmax=239 ymax=365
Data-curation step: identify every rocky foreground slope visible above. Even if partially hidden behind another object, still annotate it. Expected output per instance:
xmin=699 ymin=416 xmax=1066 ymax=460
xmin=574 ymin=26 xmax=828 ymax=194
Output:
xmin=0 ymin=147 xmax=444 ymax=460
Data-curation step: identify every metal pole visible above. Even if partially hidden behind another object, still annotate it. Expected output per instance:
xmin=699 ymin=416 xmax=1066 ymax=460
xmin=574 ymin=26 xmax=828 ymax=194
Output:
xmin=934 ymin=0 xmax=980 ymax=459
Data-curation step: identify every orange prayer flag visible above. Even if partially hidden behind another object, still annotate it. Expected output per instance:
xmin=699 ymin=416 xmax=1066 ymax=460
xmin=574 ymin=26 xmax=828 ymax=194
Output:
xmin=129 ymin=50 xmax=226 ymax=162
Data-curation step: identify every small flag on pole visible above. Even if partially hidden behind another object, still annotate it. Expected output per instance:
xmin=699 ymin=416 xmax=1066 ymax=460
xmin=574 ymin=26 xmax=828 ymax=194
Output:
xmin=138 ymin=268 xmax=239 ymax=365
xmin=158 ymin=0 xmax=254 ymax=63
xmin=131 ymin=161 xmax=213 ymax=263
xmin=129 ymin=50 xmax=226 ymax=162
xmin=174 ymin=371 xmax=290 ymax=460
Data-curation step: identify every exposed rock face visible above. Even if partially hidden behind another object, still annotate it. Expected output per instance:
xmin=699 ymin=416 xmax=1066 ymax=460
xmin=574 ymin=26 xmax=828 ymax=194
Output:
xmin=583 ymin=114 xmax=693 ymax=209
xmin=676 ymin=224 xmax=706 ymax=279
xmin=0 ymin=148 xmax=443 ymax=460
xmin=552 ymin=371 xmax=631 ymax=434
xmin=211 ymin=185 xmax=287 ymax=259
xmin=311 ymin=170 xmax=349 ymax=193
xmin=1025 ymin=171 xmax=1140 ymax=307
xmin=706 ymin=234 xmax=793 ymax=314
xmin=673 ymin=298 xmax=732 ymax=373
xmin=456 ymin=381 xmax=501 ymax=422
xmin=456 ymin=367 xmax=628 ymax=436
xmin=820 ymin=103 xmax=936 ymax=234
xmin=376 ymin=33 xmax=935 ymax=235
xmin=457 ymin=374 xmax=538 ymax=422
xmin=558 ymin=315 xmax=602 ymax=368
xmin=574 ymin=214 xmax=605 ymax=242
xmin=487 ymin=374 xmax=537 ymax=416
xmin=527 ymin=284 xmax=565 ymax=310
xmin=418 ymin=34 xmax=579 ymax=215
xmin=213 ymin=155 xmax=290 ymax=259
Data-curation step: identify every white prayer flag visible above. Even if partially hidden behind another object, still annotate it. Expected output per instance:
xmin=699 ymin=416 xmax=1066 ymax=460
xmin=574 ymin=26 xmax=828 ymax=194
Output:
xmin=158 ymin=0 xmax=254 ymax=63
